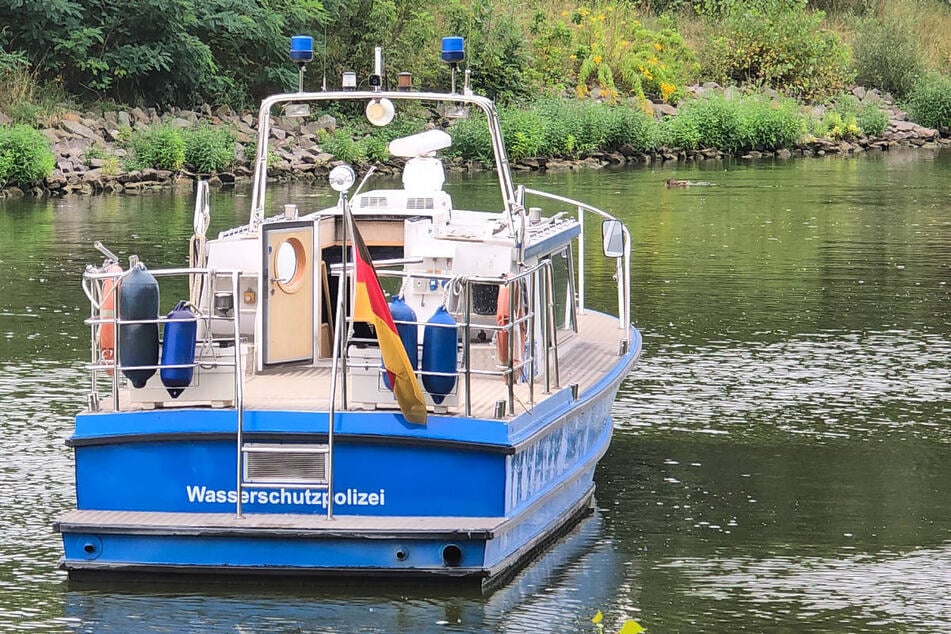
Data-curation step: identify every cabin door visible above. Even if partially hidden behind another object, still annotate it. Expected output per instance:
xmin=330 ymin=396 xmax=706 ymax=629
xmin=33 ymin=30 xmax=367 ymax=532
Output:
xmin=262 ymin=221 xmax=315 ymax=365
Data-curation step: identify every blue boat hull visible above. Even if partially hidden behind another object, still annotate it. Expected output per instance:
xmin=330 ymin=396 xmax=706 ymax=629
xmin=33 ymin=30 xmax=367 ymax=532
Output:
xmin=57 ymin=328 xmax=640 ymax=585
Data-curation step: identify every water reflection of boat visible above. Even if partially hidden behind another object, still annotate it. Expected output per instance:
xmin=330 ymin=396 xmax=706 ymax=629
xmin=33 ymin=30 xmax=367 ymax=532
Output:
xmin=62 ymin=512 xmax=625 ymax=631
xmin=54 ymin=36 xmax=640 ymax=589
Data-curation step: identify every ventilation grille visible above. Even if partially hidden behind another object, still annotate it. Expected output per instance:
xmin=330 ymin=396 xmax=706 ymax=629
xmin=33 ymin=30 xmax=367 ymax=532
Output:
xmin=407 ymin=197 xmax=435 ymax=210
xmin=359 ymin=196 xmax=388 ymax=208
xmin=243 ymin=444 xmax=329 ymax=484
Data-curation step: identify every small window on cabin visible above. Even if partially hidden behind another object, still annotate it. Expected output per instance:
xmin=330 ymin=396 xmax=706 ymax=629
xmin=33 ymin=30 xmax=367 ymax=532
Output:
xmin=471 ymin=283 xmax=499 ymax=316
xmin=549 ymin=247 xmax=577 ymax=335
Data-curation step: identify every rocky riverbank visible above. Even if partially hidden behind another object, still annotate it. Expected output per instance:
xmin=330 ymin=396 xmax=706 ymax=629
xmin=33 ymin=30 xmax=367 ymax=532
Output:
xmin=1 ymin=86 xmax=948 ymax=198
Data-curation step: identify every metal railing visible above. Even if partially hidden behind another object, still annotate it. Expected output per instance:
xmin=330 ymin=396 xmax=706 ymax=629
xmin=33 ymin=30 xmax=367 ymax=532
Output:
xmin=333 ymin=260 xmax=558 ymax=418
xmin=82 ymin=267 xmax=244 ymax=413
xmin=518 ymin=187 xmax=632 ymax=331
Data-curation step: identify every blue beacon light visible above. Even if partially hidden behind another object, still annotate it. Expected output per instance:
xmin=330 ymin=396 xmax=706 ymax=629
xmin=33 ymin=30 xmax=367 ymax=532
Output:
xmin=289 ymin=36 xmax=314 ymax=63
xmin=441 ymin=36 xmax=465 ymax=64
xmin=289 ymin=35 xmax=313 ymax=92
xmin=441 ymin=37 xmax=465 ymax=94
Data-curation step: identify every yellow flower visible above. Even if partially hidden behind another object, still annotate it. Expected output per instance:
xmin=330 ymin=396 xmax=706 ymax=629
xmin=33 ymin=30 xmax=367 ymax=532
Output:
xmin=579 ymin=7 xmax=590 ymax=16
xmin=561 ymin=10 xmax=569 ymax=17
xmin=569 ymin=54 xmax=577 ymax=60
xmin=593 ymin=54 xmax=603 ymax=64
xmin=653 ymin=42 xmax=663 ymax=51
xmin=660 ymin=81 xmax=676 ymax=101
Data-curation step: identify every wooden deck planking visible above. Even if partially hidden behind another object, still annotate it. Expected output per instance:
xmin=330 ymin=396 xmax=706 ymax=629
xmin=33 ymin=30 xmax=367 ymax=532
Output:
xmin=102 ymin=311 xmax=626 ymax=419
xmin=246 ymin=311 xmax=624 ymax=418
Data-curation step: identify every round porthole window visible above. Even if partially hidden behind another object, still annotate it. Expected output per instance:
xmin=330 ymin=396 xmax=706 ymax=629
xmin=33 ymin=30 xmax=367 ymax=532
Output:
xmin=274 ymin=238 xmax=306 ymax=291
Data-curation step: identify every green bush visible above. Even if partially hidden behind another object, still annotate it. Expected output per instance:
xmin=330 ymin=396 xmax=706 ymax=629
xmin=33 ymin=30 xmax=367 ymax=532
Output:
xmin=500 ymin=107 xmax=546 ymax=161
xmin=699 ymin=0 xmax=852 ymax=101
xmin=604 ymin=106 xmax=660 ymax=153
xmin=184 ymin=125 xmax=235 ymax=173
xmin=855 ymin=104 xmax=888 ymax=136
xmin=448 ymin=100 xmax=660 ymax=162
xmin=811 ymin=94 xmax=888 ymax=138
xmin=0 ymin=0 xmax=326 ymax=107
xmin=736 ymin=96 xmax=805 ymax=149
xmin=663 ymin=92 xmax=805 ymax=151
xmin=445 ymin=0 xmax=533 ymax=103
xmin=661 ymin=111 xmax=701 ymax=149
xmin=446 ymin=116 xmax=493 ymax=163
xmin=812 ymin=110 xmax=860 ymax=140
xmin=908 ymin=73 xmax=951 ymax=130
xmin=852 ymin=14 xmax=924 ymax=98
xmin=127 ymin=125 xmax=185 ymax=171
xmin=0 ymin=124 xmax=56 ymax=187
xmin=671 ymin=94 xmax=741 ymax=151
xmin=317 ymin=128 xmax=368 ymax=165
xmin=535 ymin=99 xmax=610 ymax=158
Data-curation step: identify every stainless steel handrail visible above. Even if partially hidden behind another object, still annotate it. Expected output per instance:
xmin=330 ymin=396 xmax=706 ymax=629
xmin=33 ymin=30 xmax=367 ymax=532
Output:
xmin=520 ymin=188 xmax=632 ymax=331
xmin=337 ymin=261 xmax=554 ymax=417
xmin=82 ymin=267 xmax=244 ymax=411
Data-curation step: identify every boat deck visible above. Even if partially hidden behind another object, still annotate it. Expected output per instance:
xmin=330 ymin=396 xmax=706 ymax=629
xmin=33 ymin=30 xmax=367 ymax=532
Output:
xmin=54 ymin=509 xmax=502 ymax=539
xmin=103 ymin=311 xmax=627 ymax=419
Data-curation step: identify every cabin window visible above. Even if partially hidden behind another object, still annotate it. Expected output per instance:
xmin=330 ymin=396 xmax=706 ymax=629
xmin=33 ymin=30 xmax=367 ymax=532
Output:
xmin=549 ymin=247 xmax=577 ymax=335
xmin=275 ymin=238 xmax=307 ymax=292
xmin=471 ymin=283 xmax=499 ymax=316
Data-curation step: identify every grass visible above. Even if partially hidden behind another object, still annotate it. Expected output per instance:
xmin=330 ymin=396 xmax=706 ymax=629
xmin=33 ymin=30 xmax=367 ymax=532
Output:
xmin=0 ymin=63 xmax=74 ymax=126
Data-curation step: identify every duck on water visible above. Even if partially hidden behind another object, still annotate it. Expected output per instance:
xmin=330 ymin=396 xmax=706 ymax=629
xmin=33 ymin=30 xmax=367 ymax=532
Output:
xmin=54 ymin=36 xmax=642 ymax=589
xmin=666 ymin=178 xmax=717 ymax=188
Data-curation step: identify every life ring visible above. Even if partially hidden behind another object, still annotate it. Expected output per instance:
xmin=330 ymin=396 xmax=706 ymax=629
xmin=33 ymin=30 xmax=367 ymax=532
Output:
xmin=98 ymin=263 xmax=122 ymax=373
xmin=495 ymin=279 xmax=524 ymax=368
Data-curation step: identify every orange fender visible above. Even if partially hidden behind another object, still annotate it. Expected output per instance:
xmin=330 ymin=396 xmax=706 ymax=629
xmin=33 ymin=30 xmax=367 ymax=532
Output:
xmin=98 ymin=263 xmax=122 ymax=373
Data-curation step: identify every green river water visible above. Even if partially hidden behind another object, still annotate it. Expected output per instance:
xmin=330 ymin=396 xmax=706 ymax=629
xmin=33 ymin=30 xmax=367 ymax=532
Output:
xmin=0 ymin=149 xmax=948 ymax=632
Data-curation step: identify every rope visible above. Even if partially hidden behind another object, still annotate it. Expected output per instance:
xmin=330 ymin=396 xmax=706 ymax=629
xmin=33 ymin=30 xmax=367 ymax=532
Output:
xmin=189 ymin=181 xmax=211 ymax=305
xmin=441 ymin=274 xmax=467 ymax=312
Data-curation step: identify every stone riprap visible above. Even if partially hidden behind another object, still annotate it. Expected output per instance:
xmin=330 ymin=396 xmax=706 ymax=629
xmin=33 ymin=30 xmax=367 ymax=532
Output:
xmin=1 ymin=86 xmax=948 ymax=197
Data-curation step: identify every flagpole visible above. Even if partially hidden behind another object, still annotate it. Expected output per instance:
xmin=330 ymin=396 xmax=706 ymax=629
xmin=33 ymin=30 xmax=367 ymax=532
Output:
xmin=340 ymin=194 xmax=350 ymax=411
xmin=326 ymin=190 xmax=351 ymax=520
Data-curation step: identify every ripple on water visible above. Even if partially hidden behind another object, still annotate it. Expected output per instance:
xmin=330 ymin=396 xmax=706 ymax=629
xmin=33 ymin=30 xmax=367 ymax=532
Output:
xmin=617 ymin=328 xmax=951 ymax=444
xmin=658 ymin=544 xmax=951 ymax=631
xmin=0 ymin=361 xmax=83 ymax=631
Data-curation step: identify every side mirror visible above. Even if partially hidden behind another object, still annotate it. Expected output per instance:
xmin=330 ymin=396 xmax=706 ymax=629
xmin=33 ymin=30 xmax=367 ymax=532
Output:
xmin=601 ymin=219 xmax=624 ymax=258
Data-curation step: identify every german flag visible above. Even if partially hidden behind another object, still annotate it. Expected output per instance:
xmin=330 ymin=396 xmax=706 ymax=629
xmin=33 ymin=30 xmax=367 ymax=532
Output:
xmin=348 ymin=213 xmax=428 ymax=425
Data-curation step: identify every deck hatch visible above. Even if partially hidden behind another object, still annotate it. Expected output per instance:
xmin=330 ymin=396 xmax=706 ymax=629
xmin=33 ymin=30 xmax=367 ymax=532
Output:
xmin=243 ymin=443 xmax=329 ymax=485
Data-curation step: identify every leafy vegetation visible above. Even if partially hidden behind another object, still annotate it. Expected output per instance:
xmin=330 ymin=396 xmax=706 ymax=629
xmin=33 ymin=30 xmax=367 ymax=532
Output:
xmin=809 ymin=95 xmax=889 ymax=139
xmin=0 ymin=0 xmax=948 ymax=186
xmin=855 ymin=103 xmax=889 ymax=136
xmin=907 ymin=73 xmax=951 ymax=130
xmin=851 ymin=12 xmax=924 ymax=98
xmin=529 ymin=8 xmax=697 ymax=105
xmin=126 ymin=126 xmax=186 ymax=171
xmin=446 ymin=100 xmax=660 ymax=163
xmin=661 ymin=93 xmax=804 ymax=151
xmin=533 ymin=98 xmax=658 ymax=156
xmin=0 ymin=125 xmax=56 ymax=187
xmin=697 ymin=0 xmax=852 ymax=101
xmin=184 ymin=125 xmax=235 ymax=173
xmin=0 ymin=0 xmax=325 ymax=107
